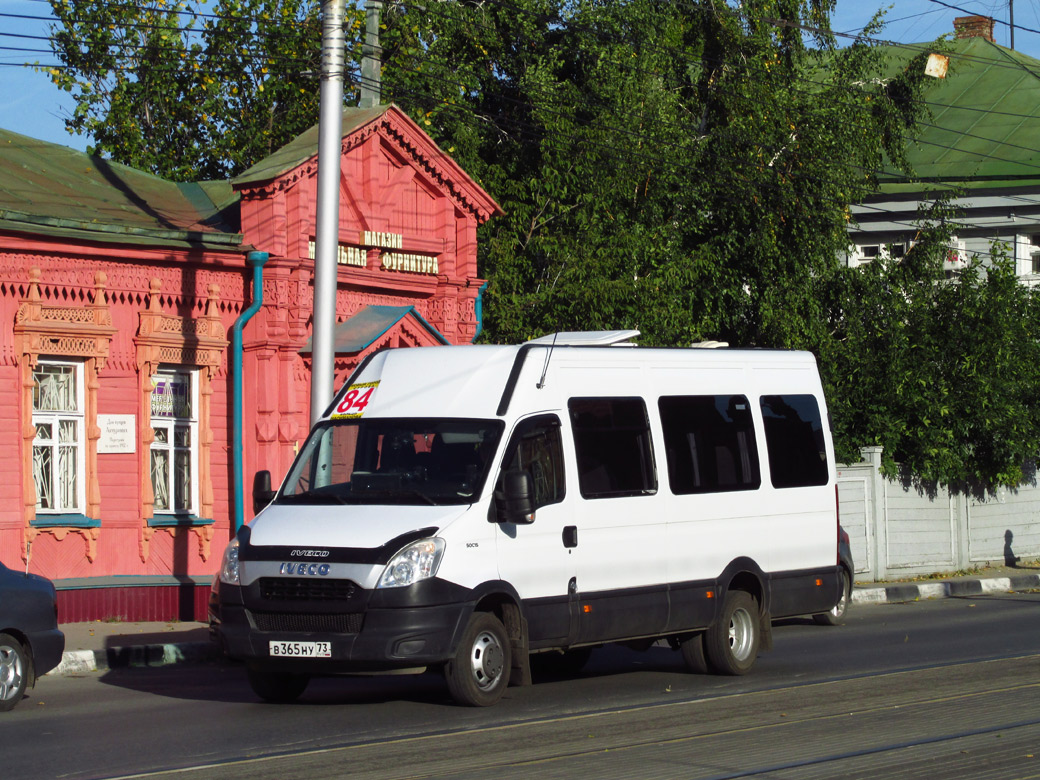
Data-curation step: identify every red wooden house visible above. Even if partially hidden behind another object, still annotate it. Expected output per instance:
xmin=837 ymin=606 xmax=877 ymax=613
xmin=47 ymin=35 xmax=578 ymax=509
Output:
xmin=0 ymin=105 xmax=501 ymax=620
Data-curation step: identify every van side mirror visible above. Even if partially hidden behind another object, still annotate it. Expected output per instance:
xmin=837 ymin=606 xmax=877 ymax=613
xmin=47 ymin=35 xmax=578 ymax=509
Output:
xmin=253 ymin=470 xmax=276 ymax=514
xmin=495 ymin=470 xmax=536 ymax=525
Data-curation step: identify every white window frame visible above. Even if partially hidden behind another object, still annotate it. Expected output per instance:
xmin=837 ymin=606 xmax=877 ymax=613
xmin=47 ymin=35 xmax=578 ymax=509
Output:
xmin=150 ymin=367 xmax=200 ymax=516
xmin=31 ymin=359 xmax=86 ymax=514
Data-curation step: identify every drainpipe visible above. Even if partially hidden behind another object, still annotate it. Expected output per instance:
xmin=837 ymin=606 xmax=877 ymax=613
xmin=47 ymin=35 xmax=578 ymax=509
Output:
xmin=471 ymin=280 xmax=489 ymax=343
xmin=231 ymin=251 xmax=269 ymax=533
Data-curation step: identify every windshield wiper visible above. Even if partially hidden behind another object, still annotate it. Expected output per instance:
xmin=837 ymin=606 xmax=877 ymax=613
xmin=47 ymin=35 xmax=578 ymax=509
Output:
xmin=275 ymin=492 xmax=349 ymax=506
xmin=351 ymin=487 xmax=440 ymax=506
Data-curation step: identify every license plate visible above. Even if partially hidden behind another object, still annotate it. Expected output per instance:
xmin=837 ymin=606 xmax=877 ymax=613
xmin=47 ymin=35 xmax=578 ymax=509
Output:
xmin=269 ymin=641 xmax=331 ymax=658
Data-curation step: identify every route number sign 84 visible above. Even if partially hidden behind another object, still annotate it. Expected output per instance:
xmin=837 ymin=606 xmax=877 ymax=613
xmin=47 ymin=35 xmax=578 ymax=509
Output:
xmin=331 ymin=381 xmax=379 ymax=418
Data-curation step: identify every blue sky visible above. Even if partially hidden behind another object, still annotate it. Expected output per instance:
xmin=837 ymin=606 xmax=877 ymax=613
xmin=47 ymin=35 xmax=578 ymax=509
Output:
xmin=0 ymin=0 xmax=1037 ymax=154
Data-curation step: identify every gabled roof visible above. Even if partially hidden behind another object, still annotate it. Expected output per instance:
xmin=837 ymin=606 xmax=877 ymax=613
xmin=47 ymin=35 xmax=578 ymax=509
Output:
xmin=233 ymin=103 xmax=502 ymax=221
xmin=232 ymin=105 xmax=389 ymax=186
xmin=299 ymin=305 xmax=450 ymax=355
xmin=0 ymin=129 xmax=241 ymax=249
xmin=876 ymin=36 xmax=1040 ymax=191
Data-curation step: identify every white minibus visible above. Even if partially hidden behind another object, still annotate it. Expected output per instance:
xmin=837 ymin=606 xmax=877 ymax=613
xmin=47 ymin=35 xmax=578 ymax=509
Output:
xmin=212 ymin=331 xmax=843 ymax=706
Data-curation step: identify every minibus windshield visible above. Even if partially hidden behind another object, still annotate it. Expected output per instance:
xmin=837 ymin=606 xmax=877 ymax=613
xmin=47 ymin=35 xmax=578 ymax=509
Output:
xmin=277 ymin=418 xmax=504 ymax=506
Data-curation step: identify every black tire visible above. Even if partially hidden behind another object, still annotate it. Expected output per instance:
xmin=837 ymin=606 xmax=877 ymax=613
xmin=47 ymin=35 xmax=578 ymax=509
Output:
xmin=705 ymin=591 xmax=760 ymax=676
xmin=814 ymin=568 xmax=852 ymax=626
xmin=445 ymin=612 xmax=511 ymax=706
xmin=0 ymin=633 xmax=31 ymax=712
xmin=678 ymin=631 xmax=708 ymax=674
xmin=530 ymin=646 xmax=593 ymax=680
xmin=246 ymin=665 xmax=310 ymax=703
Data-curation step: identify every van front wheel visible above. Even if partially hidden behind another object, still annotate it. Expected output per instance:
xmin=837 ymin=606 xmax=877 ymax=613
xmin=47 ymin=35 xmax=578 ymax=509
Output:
xmin=705 ymin=591 xmax=759 ymax=676
xmin=445 ymin=612 xmax=511 ymax=706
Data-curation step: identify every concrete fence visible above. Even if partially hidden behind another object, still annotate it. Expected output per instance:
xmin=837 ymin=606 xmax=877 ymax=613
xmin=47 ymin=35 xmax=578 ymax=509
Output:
xmin=837 ymin=447 xmax=1040 ymax=582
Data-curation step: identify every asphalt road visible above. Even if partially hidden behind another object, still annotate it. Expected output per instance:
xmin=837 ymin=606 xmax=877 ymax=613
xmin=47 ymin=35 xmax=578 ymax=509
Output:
xmin=5 ymin=592 xmax=1039 ymax=780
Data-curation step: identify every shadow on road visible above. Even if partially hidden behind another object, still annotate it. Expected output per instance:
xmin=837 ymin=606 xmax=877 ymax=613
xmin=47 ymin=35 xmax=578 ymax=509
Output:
xmin=95 ymin=642 xmax=708 ymax=708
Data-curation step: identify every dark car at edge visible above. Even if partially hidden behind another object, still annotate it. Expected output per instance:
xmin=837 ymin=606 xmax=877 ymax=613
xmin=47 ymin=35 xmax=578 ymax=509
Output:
xmin=0 ymin=561 xmax=64 ymax=711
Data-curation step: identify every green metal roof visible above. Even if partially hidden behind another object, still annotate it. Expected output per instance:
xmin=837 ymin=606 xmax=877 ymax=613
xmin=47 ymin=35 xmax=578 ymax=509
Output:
xmin=0 ymin=128 xmax=242 ymax=249
xmin=877 ymin=36 xmax=1040 ymax=190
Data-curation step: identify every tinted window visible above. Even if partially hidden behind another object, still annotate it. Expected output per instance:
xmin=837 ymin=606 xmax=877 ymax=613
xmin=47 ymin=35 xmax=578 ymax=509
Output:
xmin=760 ymin=395 xmax=829 ymax=488
xmin=498 ymin=415 xmax=565 ymax=510
xmin=659 ymin=395 xmax=760 ymax=494
xmin=569 ymin=398 xmax=657 ymax=498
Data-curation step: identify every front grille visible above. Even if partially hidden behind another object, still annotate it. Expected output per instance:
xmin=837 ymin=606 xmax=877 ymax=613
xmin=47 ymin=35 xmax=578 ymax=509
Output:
xmin=259 ymin=577 xmax=358 ymax=601
xmin=249 ymin=611 xmax=364 ymax=634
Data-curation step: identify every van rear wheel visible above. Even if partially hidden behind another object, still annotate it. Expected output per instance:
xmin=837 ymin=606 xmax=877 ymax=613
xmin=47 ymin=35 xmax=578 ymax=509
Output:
xmin=445 ymin=612 xmax=511 ymax=706
xmin=705 ymin=591 xmax=759 ymax=675
xmin=814 ymin=568 xmax=851 ymax=626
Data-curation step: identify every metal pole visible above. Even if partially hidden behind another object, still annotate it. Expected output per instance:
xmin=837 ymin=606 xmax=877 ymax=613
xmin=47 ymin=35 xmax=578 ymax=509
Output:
xmin=1010 ymin=0 xmax=1015 ymax=50
xmin=359 ymin=0 xmax=383 ymax=108
xmin=311 ymin=0 xmax=346 ymax=425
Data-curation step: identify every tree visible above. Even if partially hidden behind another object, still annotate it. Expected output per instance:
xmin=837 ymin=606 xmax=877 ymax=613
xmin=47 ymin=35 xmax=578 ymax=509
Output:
xmin=820 ymin=210 xmax=1040 ymax=495
xmin=379 ymin=0 xmax=935 ymax=349
xmin=47 ymin=0 xmax=339 ymax=180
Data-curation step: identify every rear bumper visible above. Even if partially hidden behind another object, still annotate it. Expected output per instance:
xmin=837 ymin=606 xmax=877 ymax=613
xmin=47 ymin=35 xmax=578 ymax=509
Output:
xmin=30 ymin=628 xmax=65 ymax=678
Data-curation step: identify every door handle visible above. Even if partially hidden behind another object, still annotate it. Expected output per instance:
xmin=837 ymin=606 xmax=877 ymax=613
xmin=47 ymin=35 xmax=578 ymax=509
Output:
xmin=563 ymin=525 xmax=578 ymax=548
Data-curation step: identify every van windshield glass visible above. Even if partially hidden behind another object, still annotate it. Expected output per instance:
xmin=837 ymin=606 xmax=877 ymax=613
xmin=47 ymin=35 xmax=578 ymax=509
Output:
xmin=277 ymin=419 xmax=504 ymax=506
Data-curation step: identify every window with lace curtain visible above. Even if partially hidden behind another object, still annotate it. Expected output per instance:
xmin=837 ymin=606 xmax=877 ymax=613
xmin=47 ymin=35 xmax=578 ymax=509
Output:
xmin=150 ymin=368 xmax=199 ymax=515
xmin=32 ymin=360 xmax=85 ymax=513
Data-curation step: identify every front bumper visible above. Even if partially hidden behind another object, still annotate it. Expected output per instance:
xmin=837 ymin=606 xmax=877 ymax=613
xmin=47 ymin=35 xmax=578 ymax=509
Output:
xmin=211 ymin=580 xmax=472 ymax=673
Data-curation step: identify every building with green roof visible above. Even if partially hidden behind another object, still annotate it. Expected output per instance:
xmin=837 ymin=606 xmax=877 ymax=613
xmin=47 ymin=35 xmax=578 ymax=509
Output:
xmin=848 ymin=16 xmax=1040 ymax=281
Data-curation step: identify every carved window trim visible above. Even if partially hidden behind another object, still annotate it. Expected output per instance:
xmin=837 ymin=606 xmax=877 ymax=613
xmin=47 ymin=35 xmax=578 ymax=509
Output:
xmin=14 ymin=267 xmax=116 ymax=563
xmin=135 ymin=279 xmax=227 ymax=562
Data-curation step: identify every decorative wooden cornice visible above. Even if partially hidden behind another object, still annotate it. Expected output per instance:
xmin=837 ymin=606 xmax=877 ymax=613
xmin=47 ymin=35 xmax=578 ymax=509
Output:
xmin=14 ymin=266 xmax=117 ymax=369
xmin=135 ymin=279 xmax=227 ymax=373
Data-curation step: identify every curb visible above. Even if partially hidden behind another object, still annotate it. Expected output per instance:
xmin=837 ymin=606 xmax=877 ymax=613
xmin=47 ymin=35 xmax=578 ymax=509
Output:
xmin=49 ymin=641 xmax=221 ymax=676
xmin=852 ymin=574 xmax=1040 ymax=605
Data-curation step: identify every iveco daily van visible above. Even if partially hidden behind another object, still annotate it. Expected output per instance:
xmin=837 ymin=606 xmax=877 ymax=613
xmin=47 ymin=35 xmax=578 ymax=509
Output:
xmin=211 ymin=331 xmax=843 ymax=706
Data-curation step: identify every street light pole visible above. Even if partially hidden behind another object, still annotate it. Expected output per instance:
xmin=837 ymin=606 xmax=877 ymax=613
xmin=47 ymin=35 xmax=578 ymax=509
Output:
xmin=311 ymin=0 xmax=346 ymax=425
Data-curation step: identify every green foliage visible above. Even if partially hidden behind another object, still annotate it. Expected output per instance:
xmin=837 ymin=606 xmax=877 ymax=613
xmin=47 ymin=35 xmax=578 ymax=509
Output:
xmin=821 ymin=216 xmax=1040 ymax=495
xmin=381 ymin=0 xmax=936 ymax=349
xmin=47 ymin=0 xmax=341 ymax=179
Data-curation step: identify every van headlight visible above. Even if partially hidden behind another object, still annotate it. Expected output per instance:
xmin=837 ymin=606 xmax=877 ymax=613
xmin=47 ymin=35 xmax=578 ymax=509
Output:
xmin=219 ymin=538 xmax=241 ymax=585
xmin=378 ymin=538 xmax=445 ymax=588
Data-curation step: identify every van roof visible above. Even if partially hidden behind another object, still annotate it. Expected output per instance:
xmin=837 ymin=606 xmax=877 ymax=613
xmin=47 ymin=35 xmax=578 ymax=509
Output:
xmin=322 ymin=335 xmax=823 ymax=423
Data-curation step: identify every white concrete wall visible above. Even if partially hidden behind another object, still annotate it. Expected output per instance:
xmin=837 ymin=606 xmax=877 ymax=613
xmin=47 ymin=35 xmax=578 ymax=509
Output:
xmin=837 ymin=448 xmax=1040 ymax=581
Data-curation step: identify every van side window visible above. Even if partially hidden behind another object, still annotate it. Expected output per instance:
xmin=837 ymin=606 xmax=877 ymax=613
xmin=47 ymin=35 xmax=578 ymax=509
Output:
xmin=569 ymin=398 xmax=657 ymax=498
xmin=499 ymin=415 xmax=565 ymax=509
xmin=658 ymin=395 xmax=760 ymax=494
xmin=759 ymin=394 xmax=829 ymax=488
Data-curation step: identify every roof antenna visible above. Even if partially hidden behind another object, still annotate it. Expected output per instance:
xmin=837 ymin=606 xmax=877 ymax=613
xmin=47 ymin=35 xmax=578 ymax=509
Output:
xmin=537 ymin=331 xmax=559 ymax=389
